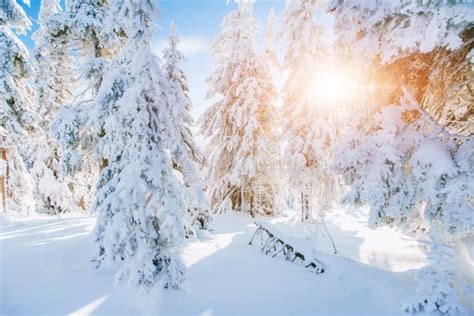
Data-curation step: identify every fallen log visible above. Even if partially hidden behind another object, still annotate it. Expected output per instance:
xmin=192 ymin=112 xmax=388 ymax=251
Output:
xmin=249 ymin=221 xmax=325 ymax=274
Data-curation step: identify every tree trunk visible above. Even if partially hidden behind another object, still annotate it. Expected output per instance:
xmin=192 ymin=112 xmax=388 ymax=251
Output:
xmin=100 ymin=158 xmax=109 ymax=172
xmin=301 ymin=191 xmax=310 ymax=222
xmin=301 ymin=192 xmax=305 ymax=222
xmin=250 ymin=193 xmax=255 ymax=218
xmin=0 ymin=148 xmax=8 ymax=212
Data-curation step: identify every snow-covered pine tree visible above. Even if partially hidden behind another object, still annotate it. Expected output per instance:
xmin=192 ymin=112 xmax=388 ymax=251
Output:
xmin=33 ymin=0 xmax=73 ymax=122
xmin=334 ymin=88 xmax=473 ymax=315
xmin=401 ymin=126 xmax=473 ymax=316
xmin=92 ymin=0 xmax=188 ymax=290
xmin=31 ymin=0 xmax=80 ymax=214
xmin=330 ymin=1 xmax=474 ymax=313
xmin=199 ymin=0 xmax=281 ymax=216
xmin=334 ymin=90 xmax=430 ymax=229
xmin=163 ymin=22 xmax=190 ymax=111
xmin=329 ymin=0 xmax=474 ymax=133
xmin=261 ymin=6 xmax=286 ymax=214
xmin=279 ymin=0 xmax=330 ymax=221
xmin=162 ymin=21 xmax=211 ymax=230
xmin=0 ymin=0 xmax=36 ymax=214
xmin=263 ymin=7 xmax=279 ymax=69
xmin=51 ymin=0 xmax=118 ymax=212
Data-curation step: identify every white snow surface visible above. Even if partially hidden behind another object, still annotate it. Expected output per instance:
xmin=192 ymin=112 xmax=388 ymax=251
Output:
xmin=1 ymin=211 xmax=472 ymax=315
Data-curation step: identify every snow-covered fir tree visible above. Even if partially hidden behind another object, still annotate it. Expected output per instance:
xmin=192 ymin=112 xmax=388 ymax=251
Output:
xmin=329 ymin=0 xmax=474 ymax=134
xmin=330 ymin=1 xmax=474 ymax=313
xmin=31 ymin=0 xmax=80 ymax=214
xmin=279 ymin=0 xmax=330 ymax=221
xmin=263 ymin=7 xmax=279 ymax=68
xmin=0 ymin=0 xmax=36 ymax=214
xmin=334 ymin=88 xmax=473 ymax=315
xmin=162 ymin=21 xmax=211 ymax=230
xmin=199 ymin=0 xmax=281 ymax=216
xmin=33 ymin=0 xmax=73 ymax=121
xmin=329 ymin=0 xmax=474 ymax=65
xmin=51 ymin=0 xmax=118 ymax=212
xmin=92 ymin=0 xmax=190 ymax=290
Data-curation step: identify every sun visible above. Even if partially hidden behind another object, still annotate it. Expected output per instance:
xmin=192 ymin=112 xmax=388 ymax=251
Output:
xmin=305 ymin=66 xmax=360 ymax=109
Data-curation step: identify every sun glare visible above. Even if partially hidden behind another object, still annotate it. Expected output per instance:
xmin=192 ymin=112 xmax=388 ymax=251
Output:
xmin=306 ymin=67 xmax=360 ymax=109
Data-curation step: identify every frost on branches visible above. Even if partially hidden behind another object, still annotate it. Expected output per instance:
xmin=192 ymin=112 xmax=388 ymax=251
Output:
xmin=162 ymin=22 xmax=211 ymax=231
xmin=92 ymin=0 xmax=188 ymax=290
xmin=330 ymin=1 xmax=474 ymax=314
xmin=0 ymin=0 xmax=36 ymax=214
xmin=51 ymin=0 xmax=117 ymax=212
xmin=329 ymin=0 xmax=473 ymax=64
xmin=31 ymin=0 xmax=81 ymax=214
xmin=199 ymin=1 xmax=281 ymax=216
xmin=334 ymin=89 xmax=474 ymax=314
xmin=263 ymin=7 xmax=279 ymax=69
xmin=329 ymin=0 xmax=474 ymax=134
xmin=280 ymin=0 xmax=332 ymax=221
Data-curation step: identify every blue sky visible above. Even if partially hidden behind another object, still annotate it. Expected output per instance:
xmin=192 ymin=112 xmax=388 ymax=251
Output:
xmin=19 ymin=0 xmax=286 ymax=119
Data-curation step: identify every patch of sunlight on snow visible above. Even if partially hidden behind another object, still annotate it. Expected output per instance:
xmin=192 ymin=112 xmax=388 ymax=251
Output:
xmin=275 ymin=208 xmax=427 ymax=272
xmin=69 ymin=295 xmax=110 ymax=316
xmin=26 ymin=231 xmax=90 ymax=246
xmin=356 ymin=226 xmax=426 ymax=272
xmin=181 ymin=232 xmax=239 ymax=268
xmin=337 ymin=221 xmax=427 ymax=271
xmin=0 ymin=219 xmax=94 ymax=240
xmin=0 ymin=221 xmax=64 ymax=238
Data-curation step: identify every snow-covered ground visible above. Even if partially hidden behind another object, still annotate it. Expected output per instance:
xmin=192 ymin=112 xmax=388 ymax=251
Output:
xmin=0 ymin=211 xmax=471 ymax=316
xmin=270 ymin=208 xmax=428 ymax=272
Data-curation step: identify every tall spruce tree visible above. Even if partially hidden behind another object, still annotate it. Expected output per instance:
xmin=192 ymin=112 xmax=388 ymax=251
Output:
xmin=0 ymin=0 xmax=36 ymax=214
xmin=31 ymin=0 xmax=80 ymax=214
xmin=280 ymin=0 xmax=327 ymax=221
xmin=162 ymin=22 xmax=212 ymax=230
xmin=330 ymin=1 xmax=474 ymax=314
xmin=51 ymin=0 xmax=118 ymax=212
xmin=263 ymin=7 xmax=279 ymax=68
xmin=92 ymin=0 xmax=189 ymax=290
xmin=199 ymin=0 xmax=280 ymax=216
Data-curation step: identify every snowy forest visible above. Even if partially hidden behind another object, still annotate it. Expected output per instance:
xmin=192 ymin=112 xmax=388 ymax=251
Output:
xmin=0 ymin=0 xmax=473 ymax=315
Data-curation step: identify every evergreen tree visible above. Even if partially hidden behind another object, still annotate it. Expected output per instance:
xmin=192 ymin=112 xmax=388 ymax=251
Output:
xmin=331 ymin=1 xmax=474 ymax=313
xmin=263 ymin=7 xmax=279 ymax=68
xmin=0 ymin=0 xmax=36 ymax=214
xmin=334 ymin=89 xmax=473 ymax=315
xmin=51 ymin=0 xmax=117 ymax=212
xmin=199 ymin=1 xmax=281 ymax=216
xmin=329 ymin=0 xmax=474 ymax=134
xmin=33 ymin=0 xmax=72 ymax=121
xmin=92 ymin=0 xmax=188 ymax=290
xmin=162 ymin=22 xmax=211 ymax=230
xmin=31 ymin=0 xmax=80 ymax=214
xmin=280 ymin=0 xmax=328 ymax=221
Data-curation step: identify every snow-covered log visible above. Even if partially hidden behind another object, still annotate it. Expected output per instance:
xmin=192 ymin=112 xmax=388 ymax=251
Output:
xmin=249 ymin=221 xmax=325 ymax=274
